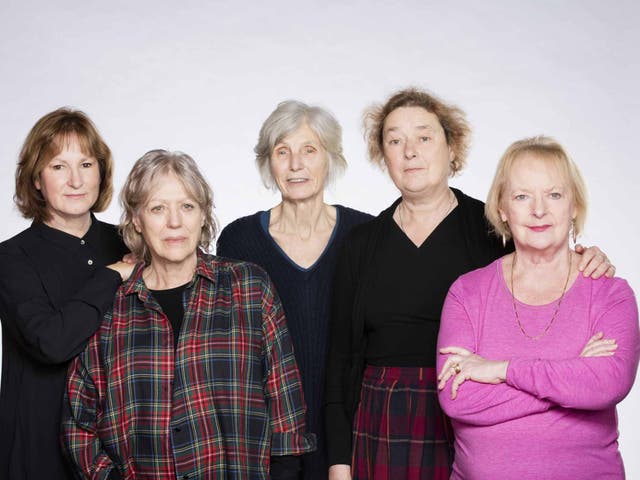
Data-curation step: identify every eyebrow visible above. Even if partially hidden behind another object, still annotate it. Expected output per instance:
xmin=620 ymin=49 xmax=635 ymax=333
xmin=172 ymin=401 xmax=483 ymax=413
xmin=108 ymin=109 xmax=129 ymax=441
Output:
xmin=384 ymin=125 xmax=437 ymax=134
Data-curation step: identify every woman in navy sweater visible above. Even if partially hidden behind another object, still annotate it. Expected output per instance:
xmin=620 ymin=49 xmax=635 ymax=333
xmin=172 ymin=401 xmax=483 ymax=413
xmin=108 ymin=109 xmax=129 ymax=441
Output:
xmin=217 ymin=100 xmax=371 ymax=479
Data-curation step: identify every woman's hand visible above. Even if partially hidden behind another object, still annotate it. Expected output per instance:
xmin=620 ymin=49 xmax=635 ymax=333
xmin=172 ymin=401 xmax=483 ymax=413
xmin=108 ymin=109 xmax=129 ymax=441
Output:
xmin=438 ymin=346 xmax=508 ymax=399
xmin=580 ymin=332 xmax=618 ymax=357
xmin=328 ymin=464 xmax=351 ymax=480
xmin=575 ymin=244 xmax=615 ymax=279
xmin=107 ymin=261 xmax=135 ymax=281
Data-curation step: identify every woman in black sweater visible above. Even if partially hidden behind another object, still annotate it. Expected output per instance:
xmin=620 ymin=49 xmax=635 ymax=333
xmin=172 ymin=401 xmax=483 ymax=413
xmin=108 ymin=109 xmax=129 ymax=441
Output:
xmin=324 ymin=88 xmax=615 ymax=480
xmin=217 ymin=100 xmax=371 ymax=479
xmin=0 ymin=108 xmax=133 ymax=479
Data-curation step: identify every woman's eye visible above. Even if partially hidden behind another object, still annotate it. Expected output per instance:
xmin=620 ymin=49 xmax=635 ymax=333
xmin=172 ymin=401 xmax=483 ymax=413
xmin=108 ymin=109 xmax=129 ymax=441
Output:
xmin=420 ymin=136 xmax=430 ymax=142
xmin=81 ymin=162 xmax=94 ymax=168
xmin=550 ymin=192 xmax=562 ymax=199
xmin=183 ymin=203 xmax=195 ymax=210
xmin=150 ymin=205 xmax=163 ymax=213
xmin=304 ymin=147 xmax=316 ymax=154
xmin=514 ymin=194 xmax=527 ymax=201
xmin=51 ymin=164 xmax=64 ymax=171
xmin=276 ymin=148 xmax=288 ymax=156
xmin=388 ymin=139 xmax=400 ymax=145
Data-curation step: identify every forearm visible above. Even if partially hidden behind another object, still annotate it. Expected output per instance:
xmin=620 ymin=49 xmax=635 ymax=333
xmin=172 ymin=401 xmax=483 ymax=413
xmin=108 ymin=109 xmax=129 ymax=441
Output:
xmin=438 ymin=377 xmax=551 ymax=426
xmin=506 ymin=354 xmax=639 ymax=410
xmin=1 ymin=266 xmax=121 ymax=364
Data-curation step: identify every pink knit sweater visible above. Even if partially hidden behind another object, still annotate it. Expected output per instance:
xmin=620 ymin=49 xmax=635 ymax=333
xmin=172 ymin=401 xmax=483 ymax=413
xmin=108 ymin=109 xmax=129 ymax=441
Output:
xmin=437 ymin=257 xmax=639 ymax=480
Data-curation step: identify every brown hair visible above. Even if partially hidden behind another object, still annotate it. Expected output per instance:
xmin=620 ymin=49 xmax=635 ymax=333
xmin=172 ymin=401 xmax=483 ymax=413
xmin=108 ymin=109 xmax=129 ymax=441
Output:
xmin=363 ymin=87 xmax=471 ymax=175
xmin=14 ymin=107 xmax=113 ymax=222
xmin=120 ymin=150 xmax=217 ymax=263
xmin=485 ymin=135 xmax=588 ymax=241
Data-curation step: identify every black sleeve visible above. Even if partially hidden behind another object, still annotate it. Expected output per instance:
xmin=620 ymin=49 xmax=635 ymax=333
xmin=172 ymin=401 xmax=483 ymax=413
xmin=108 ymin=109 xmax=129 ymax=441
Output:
xmin=270 ymin=454 xmax=301 ymax=480
xmin=324 ymin=235 xmax=360 ymax=466
xmin=0 ymin=250 xmax=121 ymax=364
xmin=216 ymin=225 xmax=239 ymax=259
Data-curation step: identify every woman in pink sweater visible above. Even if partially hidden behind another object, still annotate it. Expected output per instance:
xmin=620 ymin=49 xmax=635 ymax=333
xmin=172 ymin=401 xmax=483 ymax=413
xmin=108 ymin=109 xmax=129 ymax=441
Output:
xmin=436 ymin=136 xmax=639 ymax=480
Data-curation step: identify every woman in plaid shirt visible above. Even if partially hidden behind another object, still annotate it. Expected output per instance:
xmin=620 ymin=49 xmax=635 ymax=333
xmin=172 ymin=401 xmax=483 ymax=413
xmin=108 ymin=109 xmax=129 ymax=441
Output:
xmin=62 ymin=150 xmax=315 ymax=479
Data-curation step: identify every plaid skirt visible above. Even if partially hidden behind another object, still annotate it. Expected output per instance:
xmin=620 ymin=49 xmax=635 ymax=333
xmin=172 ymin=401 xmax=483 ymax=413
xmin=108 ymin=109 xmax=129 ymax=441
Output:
xmin=351 ymin=365 xmax=453 ymax=480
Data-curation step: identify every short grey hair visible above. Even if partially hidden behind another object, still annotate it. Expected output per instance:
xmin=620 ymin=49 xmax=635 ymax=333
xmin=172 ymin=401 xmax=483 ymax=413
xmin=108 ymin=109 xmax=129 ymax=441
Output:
xmin=120 ymin=149 xmax=217 ymax=263
xmin=254 ymin=100 xmax=347 ymax=189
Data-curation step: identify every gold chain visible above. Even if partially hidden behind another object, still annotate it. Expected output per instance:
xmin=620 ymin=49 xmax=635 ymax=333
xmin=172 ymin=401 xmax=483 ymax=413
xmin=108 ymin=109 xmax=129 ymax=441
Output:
xmin=510 ymin=251 xmax=572 ymax=340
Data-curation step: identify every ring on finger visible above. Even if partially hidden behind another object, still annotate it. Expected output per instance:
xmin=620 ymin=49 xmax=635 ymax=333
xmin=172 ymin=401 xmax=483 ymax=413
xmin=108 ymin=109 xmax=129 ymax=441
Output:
xmin=452 ymin=363 xmax=461 ymax=374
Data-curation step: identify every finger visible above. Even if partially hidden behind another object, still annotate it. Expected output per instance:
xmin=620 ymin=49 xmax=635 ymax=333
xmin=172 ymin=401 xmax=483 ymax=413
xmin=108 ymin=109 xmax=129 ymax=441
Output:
xmin=450 ymin=373 xmax=467 ymax=400
xmin=587 ymin=343 xmax=618 ymax=355
xmin=439 ymin=346 xmax=471 ymax=356
xmin=576 ymin=246 xmax=604 ymax=273
xmin=604 ymin=264 xmax=616 ymax=279
xmin=581 ymin=339 xmax=615 ymax=354
xmin=586 ymin=260 xmax=611 ymax=280
xmin=582 ymin=342 xmax=618 ymax=357
xmin=580 ymin=254 xmax=605 ymax=277
xmin=574 ymin=243 xmax=585 ymax=254
xmin=438 ymin=356 xmax=460 ymax=382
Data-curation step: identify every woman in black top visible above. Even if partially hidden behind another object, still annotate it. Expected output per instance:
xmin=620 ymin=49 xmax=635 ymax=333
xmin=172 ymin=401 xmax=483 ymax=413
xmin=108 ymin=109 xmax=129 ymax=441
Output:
xmin=0 ymin=108 xmax=133 ymax=479
xmin=324 ymin=88 xmax=615 ymax=480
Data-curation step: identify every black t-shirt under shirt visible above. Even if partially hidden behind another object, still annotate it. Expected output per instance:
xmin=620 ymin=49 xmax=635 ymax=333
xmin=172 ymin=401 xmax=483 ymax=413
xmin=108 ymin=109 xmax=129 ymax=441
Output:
xmin=150 ymin=282 xmax=189 ymax=351
xmin=363 ymin=206 xmax=475 ymax=367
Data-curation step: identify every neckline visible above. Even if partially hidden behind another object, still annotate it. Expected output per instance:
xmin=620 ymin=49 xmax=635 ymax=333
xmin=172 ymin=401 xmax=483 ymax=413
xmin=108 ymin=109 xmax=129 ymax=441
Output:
xmin=259 ymin=205 xmax=342 ymax=272
xmin=497 ymin=255 xmax=582 ymax=308
xmin=391 ymin=203 xmax=459 ymax=249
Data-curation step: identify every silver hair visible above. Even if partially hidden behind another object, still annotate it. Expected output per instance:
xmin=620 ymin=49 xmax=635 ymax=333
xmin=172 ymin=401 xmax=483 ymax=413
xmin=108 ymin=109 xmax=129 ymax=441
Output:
xmin=119 ymin=149 xmax=217 ymax=263
xmin=254 ymin=100 xmax=347 ymax=189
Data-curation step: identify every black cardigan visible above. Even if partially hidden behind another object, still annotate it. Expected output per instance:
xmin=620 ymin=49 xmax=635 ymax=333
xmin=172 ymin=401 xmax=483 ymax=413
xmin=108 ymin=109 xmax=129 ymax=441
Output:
xmin=324 ymin=188 xmax=511 ymax=466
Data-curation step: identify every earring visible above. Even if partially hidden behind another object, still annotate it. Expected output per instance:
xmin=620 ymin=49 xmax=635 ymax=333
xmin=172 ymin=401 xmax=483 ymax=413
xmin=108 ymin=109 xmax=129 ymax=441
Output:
xmin=502 ymin=221 xmax=508 ymax=248
xmin=571 ymin=219 xmax=577 ymax=244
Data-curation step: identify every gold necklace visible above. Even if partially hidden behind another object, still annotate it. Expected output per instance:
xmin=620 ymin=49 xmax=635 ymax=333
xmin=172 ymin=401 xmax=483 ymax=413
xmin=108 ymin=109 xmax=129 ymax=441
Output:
xmin=510 ymin=252 xmax=572 ymax=340
xmin=397 ymin=189 xmax=455 ymax=236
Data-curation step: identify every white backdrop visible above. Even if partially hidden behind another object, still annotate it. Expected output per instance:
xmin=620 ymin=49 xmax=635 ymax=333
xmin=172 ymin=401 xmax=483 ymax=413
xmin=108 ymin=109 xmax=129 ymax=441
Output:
xmin=1 ymin=0 xmax=639 ymax=475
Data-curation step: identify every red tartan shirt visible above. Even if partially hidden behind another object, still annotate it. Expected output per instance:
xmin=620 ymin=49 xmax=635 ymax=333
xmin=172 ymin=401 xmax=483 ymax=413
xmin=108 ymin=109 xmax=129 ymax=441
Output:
xmin=63 ymin=252 xmax=315 ymax=479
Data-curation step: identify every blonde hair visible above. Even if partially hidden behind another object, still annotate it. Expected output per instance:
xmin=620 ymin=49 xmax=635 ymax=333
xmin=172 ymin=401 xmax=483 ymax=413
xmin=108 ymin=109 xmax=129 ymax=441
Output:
xmin=485 ymin=135 xmax=588 ymax=241
xmin=120 ymin=150 xmax=217 ymax=263
xmin=363 ymin=87 xmax=471 ymax=175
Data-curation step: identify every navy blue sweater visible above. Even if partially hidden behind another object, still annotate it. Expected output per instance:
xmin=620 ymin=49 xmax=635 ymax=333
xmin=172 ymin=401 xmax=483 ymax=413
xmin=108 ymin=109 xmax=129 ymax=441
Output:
xmin=217 ymin=205 xmax=372 ymax=479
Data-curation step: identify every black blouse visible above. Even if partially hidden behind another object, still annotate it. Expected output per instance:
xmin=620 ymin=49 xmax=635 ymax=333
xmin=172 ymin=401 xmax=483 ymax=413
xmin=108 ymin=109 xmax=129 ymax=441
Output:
xmin=0 ymin=216 xmax=127 ymax=479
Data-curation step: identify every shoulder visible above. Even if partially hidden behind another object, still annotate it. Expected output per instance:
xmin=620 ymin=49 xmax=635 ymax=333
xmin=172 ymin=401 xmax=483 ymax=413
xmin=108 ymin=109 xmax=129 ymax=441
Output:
xmin=217 ymin=212 xmax=263 ymax=248
xmin=0 ymin=225 xmax=40 ymax=257
xmin=335 ymin=205 xmax=374 ymax=229
xmin=343 ymin=200 xmax=396 ymax=244
xmin=94 ymin=218 xmax=119 ymax=232
xmin=582 ymin=275 xmax=637 ymax=307
xmin=219 ymin=212 xmax=262 ymax=237
xmin=452 ymin=188 xmax=486 ymax=216
xmin=449 ymin=257 xmax=502 ymax=297
xmin=207 ymin=253 xmax=272 ymax=287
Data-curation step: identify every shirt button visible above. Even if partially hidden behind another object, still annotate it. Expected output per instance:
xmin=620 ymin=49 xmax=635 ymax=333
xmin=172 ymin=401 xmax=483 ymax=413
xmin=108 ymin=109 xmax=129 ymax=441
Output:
xmin=80 ymin=239 xmax=85 ymax=245
xmin=87 ymin=259 xmax=93 ymax=265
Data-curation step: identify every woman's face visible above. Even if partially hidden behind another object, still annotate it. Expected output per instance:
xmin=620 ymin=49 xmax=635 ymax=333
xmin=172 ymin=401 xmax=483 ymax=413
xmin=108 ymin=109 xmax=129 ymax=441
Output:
xmin=133 ymin=171 xmax=204 ymax=268
xmin=269 ymin=122 xmax=330 ymax=203
xmin=34 ymin=135 xmax=101 ymax=227
xmin=499 ymin=154 xmax=576 ymax=254
xmin=382 ymin=106 xmax=453 ymax=197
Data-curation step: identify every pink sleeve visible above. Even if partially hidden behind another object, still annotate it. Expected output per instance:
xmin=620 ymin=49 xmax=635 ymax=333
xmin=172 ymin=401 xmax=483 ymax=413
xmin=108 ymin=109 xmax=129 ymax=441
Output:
xmin=506 ymin=282 xmax=639 ymax=410
xmin=437 ymin=279 xmax=552 ymax=426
